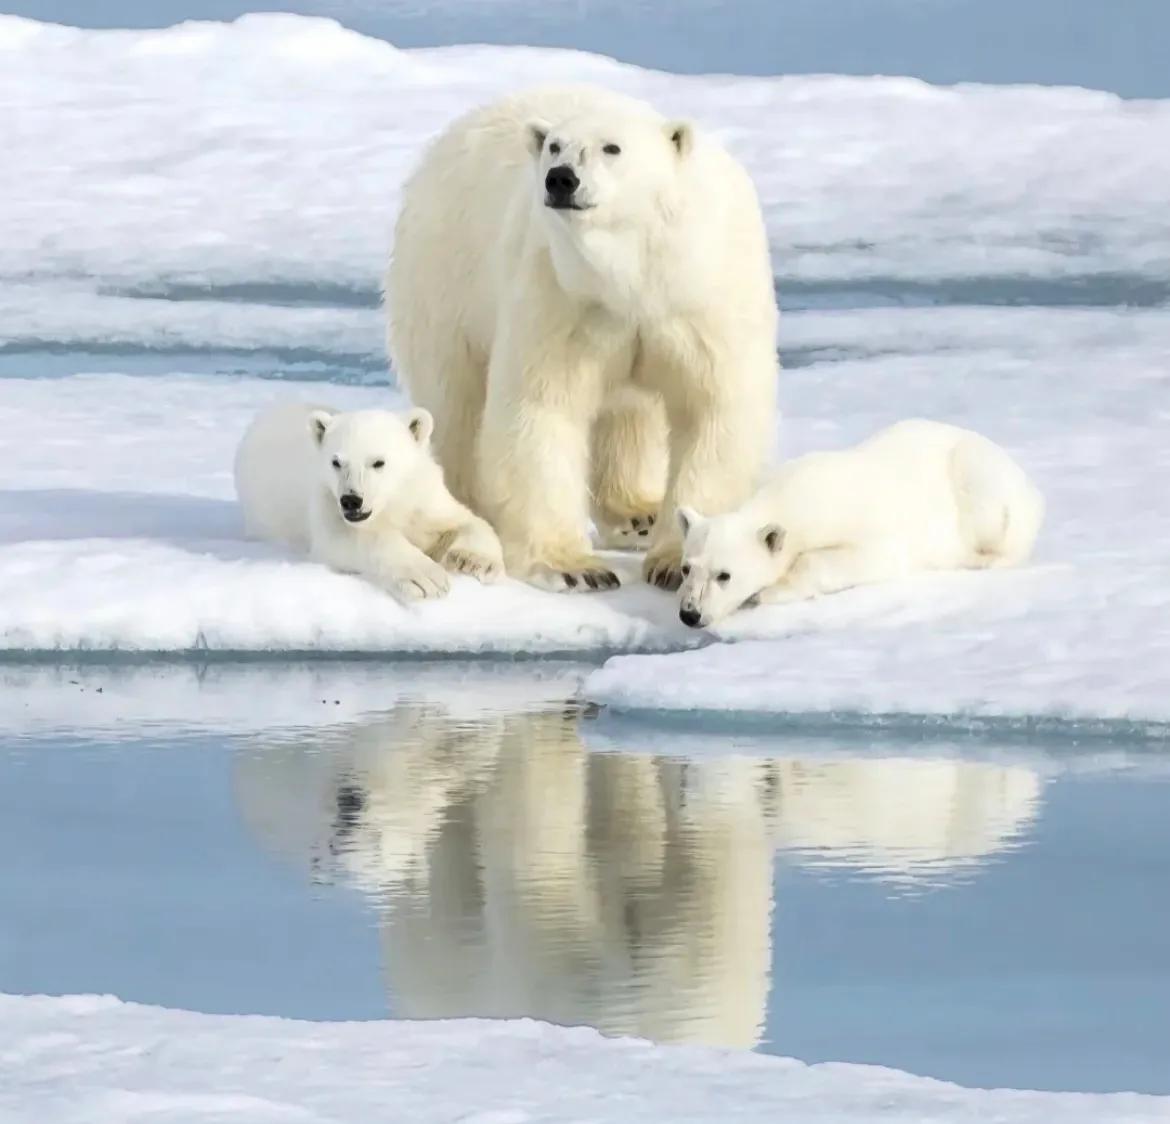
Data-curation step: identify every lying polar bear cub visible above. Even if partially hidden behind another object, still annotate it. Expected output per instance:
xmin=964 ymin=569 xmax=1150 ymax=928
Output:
xmin=235 ymin=403 xmax=504 ymax=601
xmin=676 ymin=419 xmax=1043 ymax=628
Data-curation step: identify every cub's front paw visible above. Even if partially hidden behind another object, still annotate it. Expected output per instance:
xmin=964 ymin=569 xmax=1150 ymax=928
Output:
xmin=527 ymin=554 xmax=621 ymax=593
xmin=443 ymin=546 xmax=504 ymax=584
xmin=643 ymin=544 xmax=684 ymax=592
xmin=386 ymin=558 xmax=451 ymax=602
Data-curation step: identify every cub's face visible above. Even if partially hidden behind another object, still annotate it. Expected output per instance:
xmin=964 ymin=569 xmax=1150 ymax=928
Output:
xmin=676 ymin=506 xmax=786 ymax=629
xmin=308 ymin=408 xmax=433 ymax=524
xmin=528 ymin=109 xmax=693 ymax=229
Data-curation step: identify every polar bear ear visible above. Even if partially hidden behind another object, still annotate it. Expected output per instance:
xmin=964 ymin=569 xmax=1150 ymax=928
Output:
xmin=677 ymin=505 xmax=705 ymax=538
xmin=308 ymin=410 xmax=333 ymax=446
xmin=527 ymin=119 xmax=551 ymax=158
xmin=760 ymin=524 xmax=786 ymax=554
xmin=405 ymin=407 xmax=434 ymax=447
xmin=665 ymin=121 xmax=694 ymax=158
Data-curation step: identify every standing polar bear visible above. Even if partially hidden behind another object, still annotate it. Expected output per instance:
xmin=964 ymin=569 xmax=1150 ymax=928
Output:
xmin=387 ymin=86 xmax=779 ymax=592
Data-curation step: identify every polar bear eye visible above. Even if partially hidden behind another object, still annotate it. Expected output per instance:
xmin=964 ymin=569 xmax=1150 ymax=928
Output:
xmin=371 ymin=459 xmax=385 ymax=470
xmin=330 ymin=457 xmax=341 ymax=470
xmin=603 ymin=143 xmax=621 ymax=156
xmin=680 ymin=564 xmax=691 ymax=577
xmin=716 ymin=571 xmax=731 ymax=584
xmin=549 ymin=142 xmax=560 ymax=155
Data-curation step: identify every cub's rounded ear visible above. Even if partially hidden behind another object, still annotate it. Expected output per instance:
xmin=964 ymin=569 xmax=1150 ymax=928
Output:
xmin=406 ymin=407 xmax=434 ymax=446
xmin=527 ymin=119 xmax=551 ymax=158
xmin=677 ymin=504 xmax=705 ymax=538
xmin=760 ymin=524 xmax=786 ymax=554
xmin=665 ymin=121 xmax=693 ymax=158
xmin=308 ymin=410 xmax=334 ymax=446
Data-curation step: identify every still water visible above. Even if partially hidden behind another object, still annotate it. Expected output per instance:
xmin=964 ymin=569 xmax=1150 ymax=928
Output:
xmin=1 ymin=664 xmax=1167 ymax=1095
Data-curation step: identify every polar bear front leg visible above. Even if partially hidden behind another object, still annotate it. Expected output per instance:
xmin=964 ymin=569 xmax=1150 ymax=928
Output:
xmin=759 ymin=543 xmax=905 ymax=603
xmin=432 ymin=511 xmax=506 ymax=585
xmin=645 ymin=404 xmax=770 ymax=591
xmin=477 ymin=316 xmax=621 ymax=593
xmin=640 ymin=329 xmax=775 ymax=590
xmin=312 ymin=527 xmax=451 ymax=603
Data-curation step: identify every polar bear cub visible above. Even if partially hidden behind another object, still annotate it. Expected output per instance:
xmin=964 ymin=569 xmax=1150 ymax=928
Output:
xmin=676 ymin=419 xmax=1043 ymax=628
xmin=234 ymin=402 xmax=504 ymax=601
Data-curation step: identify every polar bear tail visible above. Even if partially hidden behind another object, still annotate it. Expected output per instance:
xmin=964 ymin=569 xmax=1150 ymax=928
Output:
xmin=950 ymin=434 xmax=1044 ymax=568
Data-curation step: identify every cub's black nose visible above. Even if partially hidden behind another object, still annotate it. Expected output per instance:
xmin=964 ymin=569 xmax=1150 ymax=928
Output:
xmin=679 ymin=607 xmax=702 ymax=628
xmin=339 ymin=493 xmax=363 ymax=513
xmin=545 ymin=164 xmax=579 ymax=203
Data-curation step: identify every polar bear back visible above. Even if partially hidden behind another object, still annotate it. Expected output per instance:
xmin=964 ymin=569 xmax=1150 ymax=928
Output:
xmin=761 ymin=419 xmax=1042 ymax=566
xmin=234 ymin=401 xmax=328 ymax=551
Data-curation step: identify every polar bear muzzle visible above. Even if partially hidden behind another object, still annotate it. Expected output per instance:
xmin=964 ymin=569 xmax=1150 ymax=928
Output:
xmin=339 ymin=493 xmax=371 ymax=523
xmin=545 ymin=164 xmax=587 ymax=210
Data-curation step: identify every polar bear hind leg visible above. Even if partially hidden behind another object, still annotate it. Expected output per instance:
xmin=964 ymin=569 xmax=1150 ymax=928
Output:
xmin=590 ymin=386 xmax=669 ymax=550
xmin=950 ymin=435 xmax=1043 ymax=569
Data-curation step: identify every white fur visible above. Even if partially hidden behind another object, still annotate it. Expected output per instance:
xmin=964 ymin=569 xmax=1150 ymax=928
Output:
xmin=386 ymin=86 xmax=779 ymax=593
xmin=234 ymin=402 xmax=504 ymax=602
xmin=677 ymin=419 xmax=1044 ymax=627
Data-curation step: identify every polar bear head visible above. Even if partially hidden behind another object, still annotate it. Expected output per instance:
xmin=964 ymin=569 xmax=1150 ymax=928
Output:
xmin=527 ymin=107 xmax=693 ymax=229
xmin=675 ymin=505 xmax=786 ymax=629
xmin=307 ymin=407 xmax=434 ymax=525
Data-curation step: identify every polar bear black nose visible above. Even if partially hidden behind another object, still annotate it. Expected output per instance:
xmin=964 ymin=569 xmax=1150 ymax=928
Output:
xmin=679 ymin=607 xmax=702 ymax=628
xmin=545 ymin=164 xmax=579 ymax=203
xmin=339 ymin=493 xmax=363 ymax=513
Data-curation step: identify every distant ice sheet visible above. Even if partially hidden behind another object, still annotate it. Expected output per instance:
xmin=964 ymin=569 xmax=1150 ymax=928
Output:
xmin=2 ymin=13 xmax=1170 ymax=357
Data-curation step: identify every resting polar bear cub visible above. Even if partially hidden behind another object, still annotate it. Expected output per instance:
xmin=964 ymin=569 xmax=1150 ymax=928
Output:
xmin=387 ymin=86 xmax=779 ymax=593
xmin=676 ymin=419 xmax=1043 ymax=628
xmin=234 ymin=403 xmax=504 ymax=601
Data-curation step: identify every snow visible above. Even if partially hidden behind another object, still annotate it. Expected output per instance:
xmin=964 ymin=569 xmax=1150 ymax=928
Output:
xmin=0 ymin=374 xmax=706 ymax=655
xmin=3 ymin=12 xmax=1170 ymax=359
xmin=1 ymin=994 xmax=1166 ymax=1124
xmin=1 ymin=14 xmax=1168 ymax=707
xmin=6 ymin=301 xmax=1169 ymax=714
xmin=581 ymin=303 xmax=1170 ymax=727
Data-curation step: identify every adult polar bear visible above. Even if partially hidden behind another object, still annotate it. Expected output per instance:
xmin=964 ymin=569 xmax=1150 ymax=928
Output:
xmin=387 ymin=86 xmax=779 ymax=592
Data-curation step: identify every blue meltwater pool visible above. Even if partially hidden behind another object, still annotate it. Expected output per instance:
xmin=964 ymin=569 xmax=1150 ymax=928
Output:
xmin=1 ymin=663 xmax=1166 ymax=1096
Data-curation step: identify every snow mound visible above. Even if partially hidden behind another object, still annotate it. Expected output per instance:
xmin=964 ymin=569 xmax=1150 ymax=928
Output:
xmin=1 ymin=993 xmax=1166 ymax=1124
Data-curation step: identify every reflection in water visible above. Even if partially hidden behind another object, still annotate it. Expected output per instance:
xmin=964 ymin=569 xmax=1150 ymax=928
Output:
xmin=236 ymin=700 xmax=1043 ymax=1048
xmin=775 ymin=758 xmax=1042 ymax=885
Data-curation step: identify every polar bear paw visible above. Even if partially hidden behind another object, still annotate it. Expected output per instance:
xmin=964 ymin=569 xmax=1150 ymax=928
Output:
xmin=594 ymin=510 xmax=658 ymax=552
xmin=643 ymin=543 xmax=685 ymax=591
xmin=385 ymin=557 xmax=451 ymax=602
xmin=528 ymin=555 xmax=621 ymax=593
xmin=443 ymin=546 xmax=504 ymax=584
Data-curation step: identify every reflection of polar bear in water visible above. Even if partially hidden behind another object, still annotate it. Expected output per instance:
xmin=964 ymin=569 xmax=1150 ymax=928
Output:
xmin=773 ymin=758 xmax=1042 ymax=883
xmin=236 ymin=703 xmax=778 ymax=1047
xmin=381 ymin=712 xmax=779 ymax=1047
xmin=235 ymin=701 xmax=1043 ymax=1047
